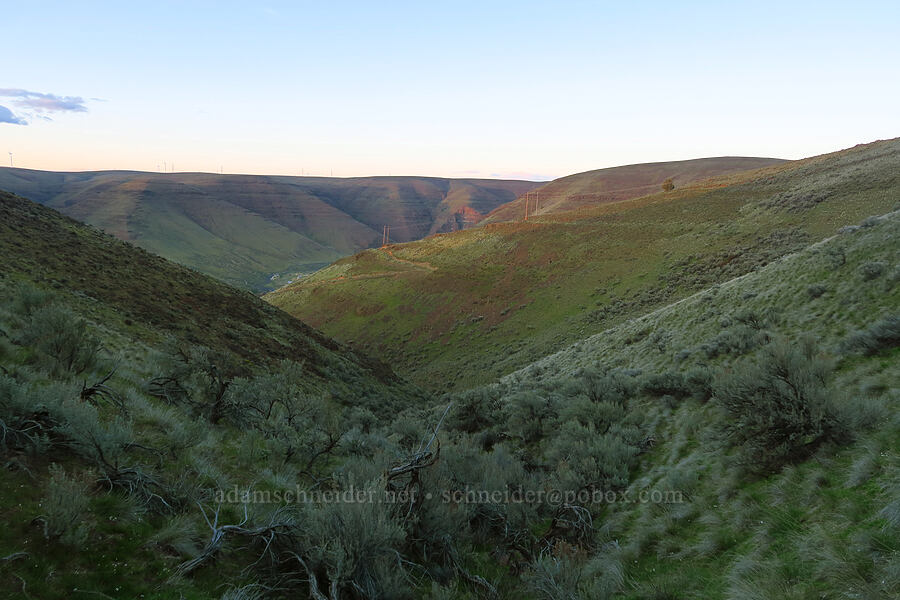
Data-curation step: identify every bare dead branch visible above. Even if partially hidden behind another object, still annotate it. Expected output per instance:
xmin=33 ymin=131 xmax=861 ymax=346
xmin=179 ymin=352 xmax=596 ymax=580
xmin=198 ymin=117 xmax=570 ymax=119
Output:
xmin=1 ymin=551 xmax=28 ymax=563
xmin=147 ymin=376 xmax=191 ymax=406
xmin=80 ymin=367 xmax=127 ymax=414
xmin=387 ymin=403 xmax=452 ymax=482
xmin=290 ymin=553 xmax=337 ymax=600
xmin=448 ymin=545 xmax=499 ymax=599
xmin=175 ymin=502 xmax=295 ymax=578
xmin=540 ymin=503 xmax=594 ymax=551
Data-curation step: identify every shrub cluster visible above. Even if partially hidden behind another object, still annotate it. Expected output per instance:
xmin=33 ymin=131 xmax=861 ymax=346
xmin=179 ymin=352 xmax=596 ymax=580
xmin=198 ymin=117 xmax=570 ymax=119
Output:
xmin=18 ymin=304 xmax=104 ymax=376
xmin=860 ymin=261 xmax=886 ymax=281
xmin=840 ymin=314 xmax=900 ymax=356
xmin=712 ymin=336 xmax=846 ymax=471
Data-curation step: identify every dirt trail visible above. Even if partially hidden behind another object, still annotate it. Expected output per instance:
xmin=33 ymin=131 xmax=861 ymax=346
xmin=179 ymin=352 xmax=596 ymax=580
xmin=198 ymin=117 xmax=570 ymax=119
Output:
xmin=297 ymin=246 xmax=435 ymax=288
xmin=382 ymin=247 xmax=436 ymax=271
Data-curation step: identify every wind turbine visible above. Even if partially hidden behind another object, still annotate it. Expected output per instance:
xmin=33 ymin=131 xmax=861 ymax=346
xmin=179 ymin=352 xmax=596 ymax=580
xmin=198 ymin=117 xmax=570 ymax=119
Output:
xmin=8 ymin=152 xmax=12 ymax=167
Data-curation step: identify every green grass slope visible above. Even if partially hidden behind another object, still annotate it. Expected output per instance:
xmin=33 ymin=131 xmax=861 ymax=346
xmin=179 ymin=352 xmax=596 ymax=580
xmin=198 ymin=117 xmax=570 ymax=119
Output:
xmin=0 ymin=191 xmax=428 ymax=599
xmin=0 ymin=190 xmax=413 ymax=395
xmin=435 ymin=207 xmax=899 ymax=598
xmin=472 ymin=209 xmax=900 ymax=600
xmin=0 ymin=169 xmax=539 ymax=290
xmin=266 ymin=139 xmax=900 ymax=391
xmin=481 ymin=156 xmax=785 ymax=223
xmin=0 ymin=169 xmax=895 ymax=600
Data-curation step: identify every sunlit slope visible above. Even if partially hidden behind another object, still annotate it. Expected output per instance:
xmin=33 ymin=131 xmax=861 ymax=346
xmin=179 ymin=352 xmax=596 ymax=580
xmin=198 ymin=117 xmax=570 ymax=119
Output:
xmin=266 ymin=139 xmax=900 ymax=391
xmin=0 ymin=169 xmax=539 ymax=290
xmin=481 ymin=156 xmax=785 ymax=223
xmin=469 ymin=206 xmax=900 ymax=600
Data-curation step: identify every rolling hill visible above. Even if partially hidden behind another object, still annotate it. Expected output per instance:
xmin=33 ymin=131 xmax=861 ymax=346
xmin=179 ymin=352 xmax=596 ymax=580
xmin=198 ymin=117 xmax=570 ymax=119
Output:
xmin=444 ymin=205 xmax=900 ymax=598
xmin=0 ymin=189 xmax=418 ymax=399
xmin=0 ymin=153 xmax=896 ymax=600
xmin=480 ymin=156 xmax=785 ymax=223
xmin=266 ymin=139 xmax=900 ymax=391
xmin=0 ymin=169 xmax=539 ymax=290
xmin=0 ymin=190 xmax=422 ymax=598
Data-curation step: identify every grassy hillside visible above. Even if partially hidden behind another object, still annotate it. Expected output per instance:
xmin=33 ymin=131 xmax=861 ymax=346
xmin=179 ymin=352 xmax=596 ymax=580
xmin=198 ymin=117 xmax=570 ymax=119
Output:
xmin=266 ymin=139 xmax=900 ymax=391
xmin=481 ymin=156 xmax=784 ymax=223
xmin=0 ymin=169 xmax=539 ymax=290
xmin=0 ymin=191 xmax=447 ymax=598
xmin=0 ymin=190 xmax=415 ymax=397
xmin=2 ymin=189 xmax=894 ymax=599
xmin=437 ymin=207 xmax=900 ymax=598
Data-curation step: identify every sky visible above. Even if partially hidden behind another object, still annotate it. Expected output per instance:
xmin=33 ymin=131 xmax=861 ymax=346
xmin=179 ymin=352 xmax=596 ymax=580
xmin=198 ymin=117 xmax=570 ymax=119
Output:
xmin=1 ymin=0 xmax=899 ymax=180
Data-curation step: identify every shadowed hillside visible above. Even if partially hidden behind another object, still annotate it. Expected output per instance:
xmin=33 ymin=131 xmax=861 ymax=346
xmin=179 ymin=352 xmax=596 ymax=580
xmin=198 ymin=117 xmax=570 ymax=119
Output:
xmin=0 ymin=189 xmax=416 ymax=396
xmin=266 ymin=139 xmax=899 ymax=391
xmin=481 ymin=156 xmax=785 ymax=223
xmin=0 ymin=169 xmax=539 ymax=290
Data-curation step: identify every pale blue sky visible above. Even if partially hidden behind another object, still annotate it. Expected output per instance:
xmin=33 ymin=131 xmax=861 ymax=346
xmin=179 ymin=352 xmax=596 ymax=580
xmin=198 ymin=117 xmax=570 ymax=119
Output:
xmin=2 ymin=1 xmax=898 ymax=179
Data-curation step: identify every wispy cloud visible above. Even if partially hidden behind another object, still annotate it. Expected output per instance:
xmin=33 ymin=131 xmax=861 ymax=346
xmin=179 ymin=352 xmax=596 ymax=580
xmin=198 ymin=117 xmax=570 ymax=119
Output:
xmin=0 ymin=88 xmax=91 ymax=125
xmin=0 ymin=105 xmax=27 ymax=125
xmin=0 ymin=88 xmax=89 ymax=112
